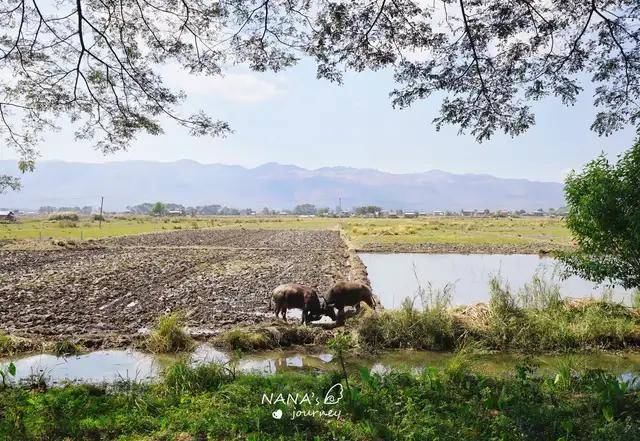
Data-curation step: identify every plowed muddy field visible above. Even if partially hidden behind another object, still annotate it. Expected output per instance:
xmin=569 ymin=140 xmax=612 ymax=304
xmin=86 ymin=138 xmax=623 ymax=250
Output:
xmin=0 ymin=229 xmax=356 ymax=344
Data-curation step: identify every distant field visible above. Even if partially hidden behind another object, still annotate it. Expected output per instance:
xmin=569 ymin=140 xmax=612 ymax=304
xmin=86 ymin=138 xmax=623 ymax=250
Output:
xmin=0 ymin=215 xmax=573 ymax=250
xmin=344 ymin=217 xmax=572 ymax=250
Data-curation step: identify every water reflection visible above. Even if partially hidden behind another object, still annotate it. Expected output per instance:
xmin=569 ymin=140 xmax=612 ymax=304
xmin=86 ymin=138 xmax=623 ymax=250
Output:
xmin=1 ymin=346 xmax=638 ymax=386
xmin=359 ymin=253 xmax=634 ymax=308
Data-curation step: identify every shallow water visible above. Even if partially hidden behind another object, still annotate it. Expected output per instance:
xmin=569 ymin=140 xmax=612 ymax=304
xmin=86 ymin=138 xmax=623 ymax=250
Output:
xmin=2 ymin=345 xmax=639 ymax=386
xmin=359 ymin=253 xmax=634 ymax=308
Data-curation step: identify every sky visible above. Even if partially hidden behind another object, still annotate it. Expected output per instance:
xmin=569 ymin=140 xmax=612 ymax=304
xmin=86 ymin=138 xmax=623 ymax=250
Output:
xmin=0 ymin=59 xmax=636 ymax=183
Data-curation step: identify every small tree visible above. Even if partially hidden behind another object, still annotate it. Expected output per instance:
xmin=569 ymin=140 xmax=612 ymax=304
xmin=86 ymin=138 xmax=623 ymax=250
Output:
xmin=293 ymin=204 xmax=317 ymax=215
xmin=151 ymin=202 xmax=167 ymax=217
xmin=558 ymin=140 xmax=640 ymax=289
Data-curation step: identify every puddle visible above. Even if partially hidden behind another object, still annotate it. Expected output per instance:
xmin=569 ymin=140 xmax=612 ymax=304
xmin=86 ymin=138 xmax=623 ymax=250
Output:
xmin=359 ymin=253 xmax=634 ymax=308
xmin=2 ymin=350 xmax=161 ymax=384
xmin=1 ymin=345 xmax=639 ymax=386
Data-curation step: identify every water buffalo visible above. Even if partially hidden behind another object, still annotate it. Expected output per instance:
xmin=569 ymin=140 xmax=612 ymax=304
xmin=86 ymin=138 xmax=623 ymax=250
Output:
xmin=326 ymin=281 xmax=376 ymax=322
xmin=270 ymin=283 xmax=335 ymax=324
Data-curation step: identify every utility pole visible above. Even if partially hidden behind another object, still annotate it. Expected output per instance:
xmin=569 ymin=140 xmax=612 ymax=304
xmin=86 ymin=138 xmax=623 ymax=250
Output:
xmin=99 ymin=196 xmax=104 ymax=228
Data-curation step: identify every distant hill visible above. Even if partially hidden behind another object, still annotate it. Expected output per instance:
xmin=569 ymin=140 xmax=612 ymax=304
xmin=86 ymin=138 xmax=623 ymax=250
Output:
xmin=0 ymin=160 xmax=564 ymax=211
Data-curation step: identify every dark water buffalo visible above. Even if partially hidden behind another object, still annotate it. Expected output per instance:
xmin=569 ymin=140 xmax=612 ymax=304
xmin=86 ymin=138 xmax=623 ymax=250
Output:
xmin=270 ymin=283 xmax=335 ymax=324
xmin=326 ymin=281 xmax=375 ymax=321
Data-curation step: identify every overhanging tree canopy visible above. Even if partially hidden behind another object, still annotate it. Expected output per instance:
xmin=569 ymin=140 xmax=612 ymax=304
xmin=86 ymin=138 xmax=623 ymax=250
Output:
xmin=0 ymin=0 xmax=639 ymax=191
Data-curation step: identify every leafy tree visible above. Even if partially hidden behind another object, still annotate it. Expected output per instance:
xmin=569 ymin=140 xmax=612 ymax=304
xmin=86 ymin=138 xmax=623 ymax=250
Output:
xmin=293 ymin=203 xmax=317 ymax=215
xmin=151 ymin=202 xmax=167 ymax=216
xmin=1 ymin=0 xmax=639 ymax=192
xmin=355 ymin=205 xmax=382 ymax=216
xmin=558 ymin=139 xmax=640 ymax=289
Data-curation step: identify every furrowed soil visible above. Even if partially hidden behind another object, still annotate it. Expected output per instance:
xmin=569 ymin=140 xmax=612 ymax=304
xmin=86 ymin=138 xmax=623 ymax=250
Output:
xmin=0 ymin=229 xmax=362 ymax=346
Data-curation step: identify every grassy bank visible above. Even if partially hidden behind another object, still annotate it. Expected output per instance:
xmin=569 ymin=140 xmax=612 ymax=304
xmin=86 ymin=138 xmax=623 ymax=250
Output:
xmin=1 ymin=215 xmax=571 ymax=251
xmin=0 ymin=356 xmax=638 ymax=440
xmin=356 ymin=279 xmax=640 ymax=353
xmin=216 ymin=277 xmax=640 ymax=354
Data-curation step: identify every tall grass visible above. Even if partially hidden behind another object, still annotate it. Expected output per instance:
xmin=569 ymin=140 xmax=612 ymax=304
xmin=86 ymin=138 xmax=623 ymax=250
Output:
xmin=145 ymin=313 xmax=194 ymax=353
xmin=357 ymin=275 xmax=456 ymax=350
xmin=516 ymin=270 xmax=562 ymax=309
xmin=357 ymin=273 xmax=640 ymax=352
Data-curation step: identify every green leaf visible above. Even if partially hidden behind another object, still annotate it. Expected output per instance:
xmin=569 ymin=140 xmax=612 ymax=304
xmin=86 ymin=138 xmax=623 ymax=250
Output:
xmin=560 ymin=420 xmax=573 ymax=433
xmin=602 ymin=405 xmax=614 ymax=422
xmin=8 ymin=362 xmax=16 ymax=376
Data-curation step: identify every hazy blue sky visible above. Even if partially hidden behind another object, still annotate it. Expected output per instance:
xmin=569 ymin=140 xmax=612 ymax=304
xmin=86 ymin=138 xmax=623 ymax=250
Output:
xmin=1 ymin=60 xmax=636 ymax=183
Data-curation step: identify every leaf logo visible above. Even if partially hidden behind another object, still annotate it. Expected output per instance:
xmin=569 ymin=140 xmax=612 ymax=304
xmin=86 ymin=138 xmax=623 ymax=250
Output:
xmin=323 ymin=383 xmax=344 ymax=405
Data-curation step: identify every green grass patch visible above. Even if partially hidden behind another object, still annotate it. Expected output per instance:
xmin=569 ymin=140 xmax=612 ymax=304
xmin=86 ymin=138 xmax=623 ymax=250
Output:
xmin=0 ymin=358 xmax=638 ymax=439
xmin=52 ymin=340 xmax=82 ymax=357
xmin=0 ymin=333 xmax=17 ymax=357
xmin=145 ymin=313 xmax=194 ymax=353
xmin=0 ymin=333 xmax=35 ymax=356
xmin=215 ymin=323 xmax=333 ymax=351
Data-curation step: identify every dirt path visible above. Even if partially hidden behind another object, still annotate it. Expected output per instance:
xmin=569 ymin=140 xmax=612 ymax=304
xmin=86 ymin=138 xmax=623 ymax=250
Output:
xmin=356 ymin=242 xmax=571 ymax=254
xmin=0 ymin=229 xmax=362 ymax=344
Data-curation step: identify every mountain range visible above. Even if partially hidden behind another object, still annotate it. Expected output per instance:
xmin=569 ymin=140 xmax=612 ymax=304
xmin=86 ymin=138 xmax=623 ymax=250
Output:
xmin=0 ymin=160 xmax=564 ymax=211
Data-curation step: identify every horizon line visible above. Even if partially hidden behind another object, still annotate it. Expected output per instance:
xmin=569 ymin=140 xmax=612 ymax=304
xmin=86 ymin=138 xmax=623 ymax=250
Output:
xmin=0 ymin=158 xmax=564 ymax=184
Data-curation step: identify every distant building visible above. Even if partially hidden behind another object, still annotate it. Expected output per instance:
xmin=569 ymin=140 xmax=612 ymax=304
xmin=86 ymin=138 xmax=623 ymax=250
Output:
xmin=403 ymin=212 xmax=417 ymax=218
xmin=461 ymin=210 xmax=474 ymax=217
xmin=433 ymin=210 xmax=445 ymax=216
xmin=0 ymin=210 xmax=16 ymax=222
xmin=167 ymin=210 xmax=184 ymax=216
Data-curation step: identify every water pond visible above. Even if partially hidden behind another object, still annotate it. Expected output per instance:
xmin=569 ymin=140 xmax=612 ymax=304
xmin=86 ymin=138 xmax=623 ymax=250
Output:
xmin=2 ymin=346 xmax=639 ymax=387
xmin=359 ymin=253 xmax=635 ymax=308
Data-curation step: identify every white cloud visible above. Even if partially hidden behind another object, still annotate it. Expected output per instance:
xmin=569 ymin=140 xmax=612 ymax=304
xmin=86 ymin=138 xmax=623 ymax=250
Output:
xmin=163 ymin=65 xmax=283 ymax=103
xmin=206 ymin=73 xmax=283 ymax=103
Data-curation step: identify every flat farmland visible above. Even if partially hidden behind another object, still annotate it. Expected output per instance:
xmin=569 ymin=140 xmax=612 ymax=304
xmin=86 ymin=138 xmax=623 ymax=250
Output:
xmin=0 ymin=215 xmax=572 ymax=253
xmin=0 ymin=229 xmax=351 ymax=343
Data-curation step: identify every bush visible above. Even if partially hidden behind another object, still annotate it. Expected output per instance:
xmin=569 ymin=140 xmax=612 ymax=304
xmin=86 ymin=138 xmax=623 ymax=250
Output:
xmin=92 ymin=214 xmax=105 ymax=222
xmin=48 ymin=212 xmax=79 ymax=221
xmin=57 ymin=220 xmax=77 ymax=228
xmin=145 ymin=313 xmax=194 ymax=353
